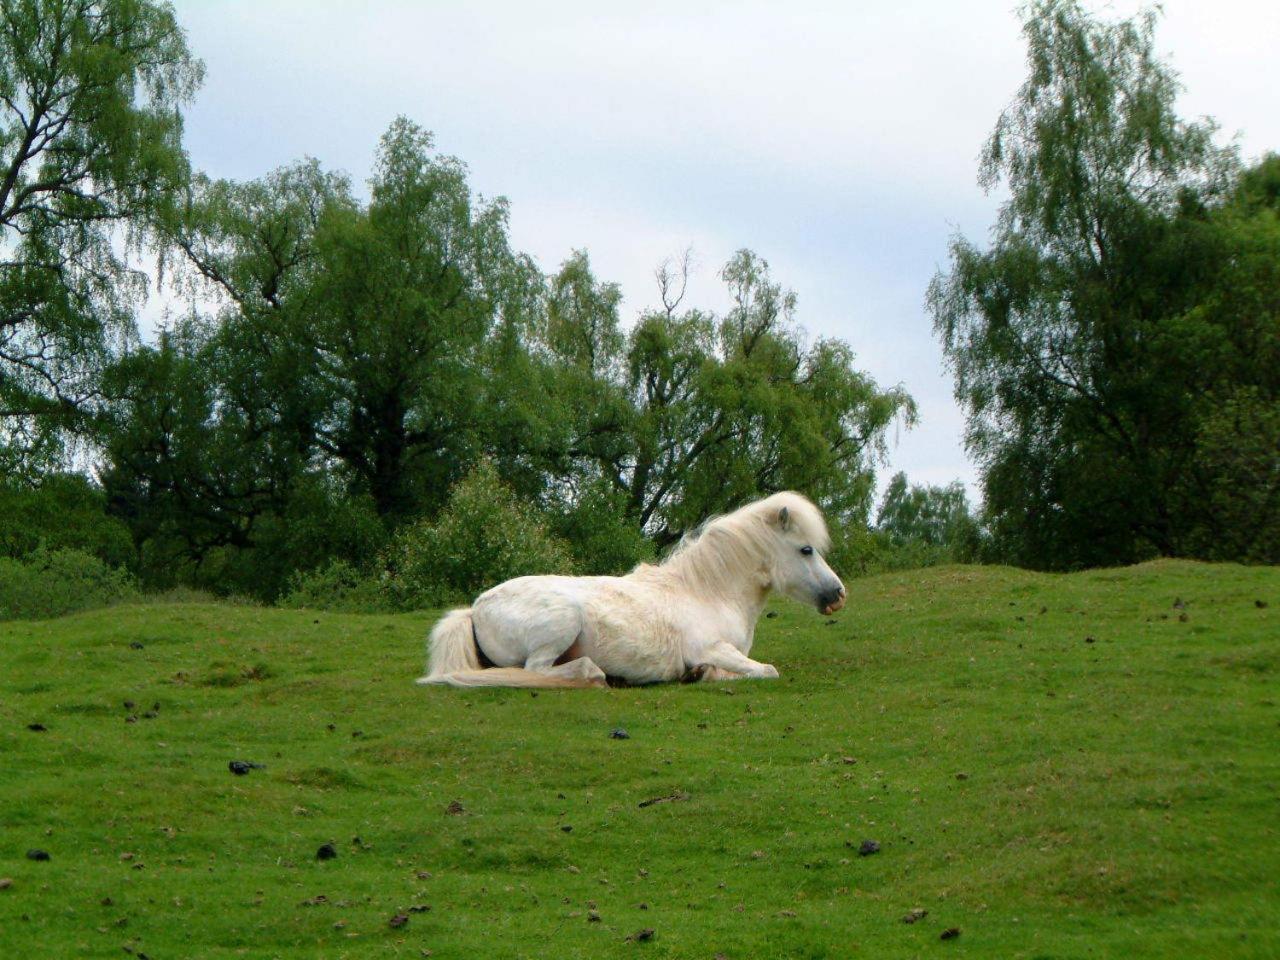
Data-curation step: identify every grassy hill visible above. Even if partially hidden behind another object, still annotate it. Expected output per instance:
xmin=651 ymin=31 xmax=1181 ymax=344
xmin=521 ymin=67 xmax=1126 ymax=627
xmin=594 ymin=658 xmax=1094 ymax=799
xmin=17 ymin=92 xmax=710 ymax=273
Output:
xmin=1 ymin=560 xmax=1277 ymax=958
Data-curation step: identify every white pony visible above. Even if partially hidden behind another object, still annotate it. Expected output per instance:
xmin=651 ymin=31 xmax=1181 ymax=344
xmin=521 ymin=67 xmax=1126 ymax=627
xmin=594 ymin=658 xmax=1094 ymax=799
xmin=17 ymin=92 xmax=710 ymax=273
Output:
xmin=415 ymin=491 xmax=846 ymax=689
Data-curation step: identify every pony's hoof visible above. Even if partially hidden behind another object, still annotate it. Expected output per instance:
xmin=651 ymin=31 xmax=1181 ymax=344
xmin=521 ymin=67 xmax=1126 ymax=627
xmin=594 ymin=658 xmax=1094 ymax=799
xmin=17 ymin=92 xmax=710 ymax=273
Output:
xmin=757 ymin=664 xmax=780 ymax=679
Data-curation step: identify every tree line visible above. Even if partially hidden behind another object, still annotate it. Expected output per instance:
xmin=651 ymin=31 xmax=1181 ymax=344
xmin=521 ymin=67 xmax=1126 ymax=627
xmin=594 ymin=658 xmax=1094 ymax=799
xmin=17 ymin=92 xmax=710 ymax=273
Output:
xmin=0 ymin=0 xmax=1275 ymax=617
xmin=0 ymin=0 xmax=917 ymax=607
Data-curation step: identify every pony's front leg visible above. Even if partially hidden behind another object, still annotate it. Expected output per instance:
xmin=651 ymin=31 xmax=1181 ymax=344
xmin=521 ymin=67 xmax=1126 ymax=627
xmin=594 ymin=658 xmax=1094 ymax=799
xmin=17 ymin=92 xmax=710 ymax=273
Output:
xmin=694 ymin=642 xmax=780 ymax=680
xmin=542 ymin=657 xmax=607 ymax=686
xmin=525 ymin=647 xmax=608 ymax=687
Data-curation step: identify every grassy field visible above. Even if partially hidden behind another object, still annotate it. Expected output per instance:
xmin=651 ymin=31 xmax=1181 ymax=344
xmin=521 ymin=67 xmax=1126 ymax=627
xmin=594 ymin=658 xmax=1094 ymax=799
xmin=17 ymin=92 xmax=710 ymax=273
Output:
xmin=1 ymin=560 xmax=1277 ymax=959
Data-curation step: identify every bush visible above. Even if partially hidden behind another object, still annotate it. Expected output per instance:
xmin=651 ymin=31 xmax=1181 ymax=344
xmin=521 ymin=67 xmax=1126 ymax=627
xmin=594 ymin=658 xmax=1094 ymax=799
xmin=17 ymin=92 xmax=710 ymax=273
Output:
xmin=1184 ymin=388 xmax=1280 ymax=563
xmin=134 ymin=481 xmax=391 ymax=603
xmin=0 ymin=474 xmax=134 ymax=568
xmin=0 ymin=548 xmax=139 ymax=621
xmin=244 ymin=484 xmax=389 ymax=602
xmin=827 ymin=526 xmax=964 ymax=579
xmin=280 ymin=559 xmax=393 ymax=613
xmin=554 ymin=482 xmax=654 ymax=574
xmin=384 ymin=460 xmax=575 ymax=609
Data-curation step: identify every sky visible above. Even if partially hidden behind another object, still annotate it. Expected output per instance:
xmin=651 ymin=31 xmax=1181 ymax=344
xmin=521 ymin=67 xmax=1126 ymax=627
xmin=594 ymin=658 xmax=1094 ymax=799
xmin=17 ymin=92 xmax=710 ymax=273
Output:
xmin=160 ymin=0 xmax=1280 ymax=501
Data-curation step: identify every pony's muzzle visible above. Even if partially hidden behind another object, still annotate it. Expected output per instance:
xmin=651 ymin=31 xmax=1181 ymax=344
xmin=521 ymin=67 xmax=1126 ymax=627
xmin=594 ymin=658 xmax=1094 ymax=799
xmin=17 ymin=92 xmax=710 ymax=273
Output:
xmin=820 ymin=586 xmax=846 ymax=616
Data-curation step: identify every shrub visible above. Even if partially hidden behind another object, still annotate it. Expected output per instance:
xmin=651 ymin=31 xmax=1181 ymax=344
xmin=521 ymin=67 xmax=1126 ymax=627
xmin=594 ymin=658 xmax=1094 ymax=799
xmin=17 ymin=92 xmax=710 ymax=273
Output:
xmin=244 ymin=485 xmax=389 ymax=602
xmin=0 ymin=474 xmax=134 ymax=568
xmin=555 ymin=482 xmax=654 ymax=574
xmin=280 ymin=559 xmax=393 ymax=613
xmin=827 ymin=526 xmax=962 ymax=579
xmin=384 ymin=460 xmax=575 ymax=609
xmin=0 ymin=548 xmax=139 ymax=621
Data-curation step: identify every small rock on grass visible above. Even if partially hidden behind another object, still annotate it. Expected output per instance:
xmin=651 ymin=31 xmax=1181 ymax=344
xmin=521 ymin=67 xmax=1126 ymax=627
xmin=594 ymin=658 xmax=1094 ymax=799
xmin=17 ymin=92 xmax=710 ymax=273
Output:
xmin=901 ymin=907 xmax=927 ymax=924
xmin=610 ymin=728 xmax=630 ymax=740
xmin=26 ymin=723 xmax=46 ymax=732
xmin=0 ymin=877 xmax=13 ymax=890
xmin=625 ymin=928 xmax=654 ymax=942
xmin=388 ymin=913 xmax=409 ymax=928
xmin=857 ymin=839 xmax=880 ymax=856
xmin=26 ymin=849 xmax=50 ymax=861
xmin=940 ymin=927 xmax=961 ymax=940
xmin=315 ymin=843 xmax=337 ymax=861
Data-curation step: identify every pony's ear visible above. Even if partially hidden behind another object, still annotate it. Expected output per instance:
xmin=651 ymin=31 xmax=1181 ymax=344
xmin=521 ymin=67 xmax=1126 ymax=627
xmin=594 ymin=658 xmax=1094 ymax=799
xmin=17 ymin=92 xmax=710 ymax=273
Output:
xmin=777 ymin=506 xmax=791 ymax=531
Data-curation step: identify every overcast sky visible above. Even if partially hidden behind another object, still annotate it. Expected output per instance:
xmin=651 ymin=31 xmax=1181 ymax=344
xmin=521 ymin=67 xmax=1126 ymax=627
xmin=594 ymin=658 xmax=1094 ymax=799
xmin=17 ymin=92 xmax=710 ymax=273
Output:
xmin=162 ymin=0 xmax=1280 ymax=500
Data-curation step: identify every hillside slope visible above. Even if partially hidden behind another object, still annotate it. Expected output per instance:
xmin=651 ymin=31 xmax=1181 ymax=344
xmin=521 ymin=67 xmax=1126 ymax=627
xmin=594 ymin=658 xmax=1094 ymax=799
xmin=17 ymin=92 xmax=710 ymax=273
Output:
xmin=1 ymin=561 xmax=1277 ymax=958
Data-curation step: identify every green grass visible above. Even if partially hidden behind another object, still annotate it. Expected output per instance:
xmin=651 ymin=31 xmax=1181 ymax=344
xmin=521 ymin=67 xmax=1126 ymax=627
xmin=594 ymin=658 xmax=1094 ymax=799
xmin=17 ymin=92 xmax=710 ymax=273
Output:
xmin=1 ymin=560 xmax=1277 ymax=958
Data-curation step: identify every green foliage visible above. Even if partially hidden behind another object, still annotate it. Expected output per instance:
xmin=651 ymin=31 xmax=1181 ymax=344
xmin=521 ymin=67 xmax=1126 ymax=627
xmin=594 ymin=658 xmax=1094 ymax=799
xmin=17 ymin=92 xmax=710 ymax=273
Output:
xmin=98 ymin=115 xmax=914 ymax=597
xmin=280 ymin=558 xmax=392 ymax=614
xmin=3 ymin=561 xmax=1278 ymax=955
xmin=875 ymin=472 xmax=983 ymax=557
xmin=0 ymin=473 xmax=132 ymax=566
xmin=826 ymin=471 xmax=988 ymax=576
xmin=0 ymin=0 xmax=202 ymax=470
xmin=163 ymin=119 xmax=523 ymax=523
xmin=101 ymin=325 xmax=285 ymax=589
xmin=0 ymin=547 xmax=137 ymax=620
xmin=383 ymin=460 xmax=575 ymax=609
xmin=505 ymin=248 xmax=916 ymax=547
xmin=826 ymin=474 xmax=985 ymax=579
xmin=1183 ymin=387 xmax=1280 ymax=563
xmin=553 ymin=480 xmax=655 ymax=575
xmin=931 ymin=1 xmax=1277 ymax=568
xmin=828 ymin=527 xmax=954 ymax=579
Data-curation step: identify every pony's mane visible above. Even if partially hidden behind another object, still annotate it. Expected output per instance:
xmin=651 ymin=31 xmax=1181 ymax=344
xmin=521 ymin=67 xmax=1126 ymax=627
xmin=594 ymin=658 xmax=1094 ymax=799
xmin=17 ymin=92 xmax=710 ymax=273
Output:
xmin=632 ymin=492 xmax=830 ymax=600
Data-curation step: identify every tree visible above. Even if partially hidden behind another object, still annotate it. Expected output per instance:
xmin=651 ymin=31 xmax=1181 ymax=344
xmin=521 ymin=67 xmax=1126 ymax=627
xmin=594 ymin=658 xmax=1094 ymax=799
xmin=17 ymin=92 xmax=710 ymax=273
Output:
xmin=0 ymin=0 xmax=201 ymax=471
xmin=516 ymin=249 xmax=916 ymax=545
xmin=875 ymin=471 xmax=980 ymax=555
xmin=167 ymin=119 xmax=526 ymax=522
xmin=931 ymin=0 xmax=1276 ymax=567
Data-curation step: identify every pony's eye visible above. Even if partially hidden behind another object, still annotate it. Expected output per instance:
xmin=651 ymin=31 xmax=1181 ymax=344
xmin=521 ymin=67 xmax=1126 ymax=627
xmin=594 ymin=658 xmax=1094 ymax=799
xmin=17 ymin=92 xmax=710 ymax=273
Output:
xmin=800 ymin=545 xmax=814 ymax=556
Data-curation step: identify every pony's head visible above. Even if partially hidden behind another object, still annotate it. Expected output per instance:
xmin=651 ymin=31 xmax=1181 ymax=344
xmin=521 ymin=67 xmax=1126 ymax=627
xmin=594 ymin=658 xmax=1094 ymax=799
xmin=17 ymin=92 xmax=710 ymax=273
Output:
xmin=753 ymin=493 xmax=846 ymax=615
xmin=660 ymin=491 xmax=847 ymax=614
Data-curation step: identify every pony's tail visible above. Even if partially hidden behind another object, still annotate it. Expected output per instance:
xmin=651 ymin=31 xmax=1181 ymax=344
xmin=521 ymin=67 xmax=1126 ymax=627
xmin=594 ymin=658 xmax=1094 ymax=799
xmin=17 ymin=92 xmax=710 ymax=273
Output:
xmin=418 ymin=608 xmax=481 ymax=681
xmin=415 ymin=608 xmax=604 ymax=689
